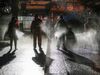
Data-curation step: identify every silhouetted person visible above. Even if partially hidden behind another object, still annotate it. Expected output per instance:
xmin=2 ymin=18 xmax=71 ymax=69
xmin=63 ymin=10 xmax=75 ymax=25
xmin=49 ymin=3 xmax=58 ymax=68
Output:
xmin=31 ymin=14 xmax=43 ymax=56
xmin=58 ymin=15 xmax=67 ymax=27
xmin=56 ymin=15 xmax=67 ymax=50
xmin=66 ymin=27 xmax=76 ymax=40
xmin=7 ymin=17 xmax=18 ymax=52
xmin=63 ymin=26 xmax=76 ymax=50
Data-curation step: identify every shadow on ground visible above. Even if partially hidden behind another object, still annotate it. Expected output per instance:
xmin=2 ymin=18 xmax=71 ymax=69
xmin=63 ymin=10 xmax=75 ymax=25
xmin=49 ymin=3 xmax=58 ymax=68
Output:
xmin=32 ymin=49 xmax=53 ymax=73
xmin=32 ymin=51 xmax=46 ymax=67
xmin=59 ymin=48 xmax=100 ymax=73
xmin=0 ymin=50 xmax=16 ymax=68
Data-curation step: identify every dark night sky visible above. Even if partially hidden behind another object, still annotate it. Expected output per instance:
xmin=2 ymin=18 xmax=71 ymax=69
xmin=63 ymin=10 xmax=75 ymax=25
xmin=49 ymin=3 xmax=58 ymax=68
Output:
xmin=81 ymin=0 xmax=100 ymax=14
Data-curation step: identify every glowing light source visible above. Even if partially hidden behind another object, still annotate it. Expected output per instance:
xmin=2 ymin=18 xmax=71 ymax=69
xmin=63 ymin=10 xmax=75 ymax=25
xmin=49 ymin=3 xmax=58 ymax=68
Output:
xmin=26 ymin=6 xmax=46 ymax=9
